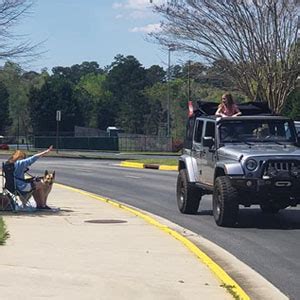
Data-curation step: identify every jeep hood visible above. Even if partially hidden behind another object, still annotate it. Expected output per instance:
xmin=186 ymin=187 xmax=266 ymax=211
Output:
xmin=218 ymin=144 xmax=300 ymax=161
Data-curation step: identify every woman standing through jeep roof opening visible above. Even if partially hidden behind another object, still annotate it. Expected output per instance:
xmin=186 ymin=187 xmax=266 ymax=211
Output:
xmin=215 ymin=93 xmax=242 ymax=117
xmin=7 ymin=145 xmax=53 ymax=209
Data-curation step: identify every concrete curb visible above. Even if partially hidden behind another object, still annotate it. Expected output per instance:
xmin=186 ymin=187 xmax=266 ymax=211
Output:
xmin=158 ymin=164 xmax=178 ymax=171
xmin=120 ymin=161 xmax=178 ymax=171
xmin=120 ymin=161 xmax=144 ymax=169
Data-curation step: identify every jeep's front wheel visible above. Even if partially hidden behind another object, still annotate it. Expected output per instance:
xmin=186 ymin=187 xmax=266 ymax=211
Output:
xmin=213 ymin=176 xmax=239 ymax=227
xmin=176 ymin=169 xmax=201 ymax=214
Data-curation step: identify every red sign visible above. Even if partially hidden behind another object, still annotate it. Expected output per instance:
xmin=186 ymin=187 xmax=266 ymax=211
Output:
xmin=188 ymin=101 xmax=194 ymax=117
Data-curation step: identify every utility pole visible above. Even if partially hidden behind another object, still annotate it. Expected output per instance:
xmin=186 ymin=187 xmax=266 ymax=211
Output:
xmin=188 ymin=60 xmax=191 ymax=102
xmin=56 ymin=110 xmax=61 ymax=153
xmin=167 ymin=47 xmax=171 ymax=137
xmin=297 ymin=0 xmax=300 ymax=81
xmin=17 ymin=116 xmax=20 ymax=150
xmin=167 ymin=44 xmax=175 ymax=137
xmin=296 ymin=0 xmax=299 ymax=37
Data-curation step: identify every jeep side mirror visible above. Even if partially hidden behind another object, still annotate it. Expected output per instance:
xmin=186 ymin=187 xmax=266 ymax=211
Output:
xmin=202 ymin=136 xmax=214 ymax=148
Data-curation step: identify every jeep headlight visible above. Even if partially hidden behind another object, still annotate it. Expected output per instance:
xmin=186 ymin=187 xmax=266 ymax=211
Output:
xmin=246 ymin=159 xmax=258 ymax=171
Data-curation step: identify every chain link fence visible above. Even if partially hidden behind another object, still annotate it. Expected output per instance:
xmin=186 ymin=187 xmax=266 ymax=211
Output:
xmin=33 ymin=135 xmax=175 ymax=152
xmin=2 ymin=133 xmax=180 ymax=152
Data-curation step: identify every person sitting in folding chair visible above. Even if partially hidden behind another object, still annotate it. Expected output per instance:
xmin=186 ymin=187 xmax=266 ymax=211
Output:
xmin=6 ymin=145 xmax=53 ymax=209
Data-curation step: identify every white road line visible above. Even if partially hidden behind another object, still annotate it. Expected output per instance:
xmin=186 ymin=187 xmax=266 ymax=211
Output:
xmin=125 ymin=175 xmax=141 ymax=179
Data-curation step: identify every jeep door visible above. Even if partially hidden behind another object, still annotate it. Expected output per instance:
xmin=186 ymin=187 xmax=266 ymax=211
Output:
xmin=200 ymin=121 xmax=216 ymax=185
xmin=191 ymin=119 xmax=204 ymax=182
xmin=183 ymin=117 xmax=196 ymax=154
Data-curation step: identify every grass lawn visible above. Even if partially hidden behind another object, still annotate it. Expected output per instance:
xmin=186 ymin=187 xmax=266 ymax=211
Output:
xmin=0 ymin=217 xmax=9 ymax=245
xmin=127 ymin=158 xmax=178 ymax=166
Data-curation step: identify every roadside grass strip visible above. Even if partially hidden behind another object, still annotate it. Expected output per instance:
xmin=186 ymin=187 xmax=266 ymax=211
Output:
xmin=58 ymin=183 xmax=250 ymax=300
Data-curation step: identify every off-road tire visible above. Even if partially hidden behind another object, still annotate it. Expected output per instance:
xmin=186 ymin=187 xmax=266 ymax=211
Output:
xmin=213 ymin=176 xmax=239 ymax=227
xmin=176 ymin=169 xmax=201 ymax=214
xmin=260 ymin=203 xmax=280 ymax=214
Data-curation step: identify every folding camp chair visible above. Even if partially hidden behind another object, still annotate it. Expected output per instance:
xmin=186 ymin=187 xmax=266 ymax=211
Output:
xmin=1 ymin=162 xmax=35 ymax=211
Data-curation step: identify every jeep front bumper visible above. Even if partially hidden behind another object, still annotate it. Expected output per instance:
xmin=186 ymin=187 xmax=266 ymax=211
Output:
xmin=230 ymin=176 xmax=300 ymax=202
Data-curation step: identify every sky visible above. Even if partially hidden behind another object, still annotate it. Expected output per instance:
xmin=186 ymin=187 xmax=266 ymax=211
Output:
xmin=16 ymin=0 xmax=175 ymax=72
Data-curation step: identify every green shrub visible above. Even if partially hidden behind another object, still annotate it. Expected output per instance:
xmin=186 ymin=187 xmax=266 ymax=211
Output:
xmin=0 ymin=217 xmax=9 ymax=245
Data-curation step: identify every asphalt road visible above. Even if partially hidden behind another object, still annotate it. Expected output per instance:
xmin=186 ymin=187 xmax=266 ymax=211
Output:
xmin=4 ymin=157 xmax=300 ymax=299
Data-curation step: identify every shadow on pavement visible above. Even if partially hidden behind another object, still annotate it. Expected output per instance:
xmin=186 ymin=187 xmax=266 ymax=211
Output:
xmin=0 ymin=208 xmax=74 ymax=217
xmin=196 ymin=209 xmax=213 ymax=216
xmin=236 ymin=208 xmax=300 ymax=229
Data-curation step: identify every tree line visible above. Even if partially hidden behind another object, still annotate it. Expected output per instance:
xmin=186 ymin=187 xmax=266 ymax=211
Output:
xmin=0 ymin=54 xmax=299 ymax=142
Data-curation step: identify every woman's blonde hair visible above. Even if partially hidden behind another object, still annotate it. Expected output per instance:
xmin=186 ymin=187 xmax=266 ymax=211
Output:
xmin=8 ymin=150 xmax=26 ymax=163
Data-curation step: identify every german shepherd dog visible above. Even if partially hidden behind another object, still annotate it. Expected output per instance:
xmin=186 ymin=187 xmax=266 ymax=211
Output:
xmin=33 ymin=170 xmax=55 ymax=208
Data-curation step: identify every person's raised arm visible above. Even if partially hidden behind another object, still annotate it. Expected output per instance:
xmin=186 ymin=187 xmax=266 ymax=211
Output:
xmin=34 ymin=145 xmax=53 ymax=158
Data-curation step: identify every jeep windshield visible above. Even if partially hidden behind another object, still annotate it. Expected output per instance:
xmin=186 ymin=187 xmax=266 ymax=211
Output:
xmin=218 ymin=119 xmax=296 ymax=144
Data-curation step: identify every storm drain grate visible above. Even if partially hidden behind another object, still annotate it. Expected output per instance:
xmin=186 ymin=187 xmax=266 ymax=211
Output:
xmin=85 ymin=219 xmax=127 ymax=224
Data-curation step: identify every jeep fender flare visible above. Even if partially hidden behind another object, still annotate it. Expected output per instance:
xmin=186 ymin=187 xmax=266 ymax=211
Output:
xmin=215 ymin=162 xmax=244 ymax=179
xmin=178 ymin=155 xmax=199 ymax=183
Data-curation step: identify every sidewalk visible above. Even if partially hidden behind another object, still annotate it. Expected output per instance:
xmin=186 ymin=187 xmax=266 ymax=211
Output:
xmin=0 ymin=184 xmax=234 ymax=300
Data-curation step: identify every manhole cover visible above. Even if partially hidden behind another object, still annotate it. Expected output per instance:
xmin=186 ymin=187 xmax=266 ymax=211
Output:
xmin=85 ymin=219 xmax=127 ymax=224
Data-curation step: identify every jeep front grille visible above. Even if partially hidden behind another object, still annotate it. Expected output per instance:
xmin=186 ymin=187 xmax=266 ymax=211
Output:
xmin=267 ymin=162 xmax=291 ymax=171
xmin=262 ymin=160 xmax=300 ymax=178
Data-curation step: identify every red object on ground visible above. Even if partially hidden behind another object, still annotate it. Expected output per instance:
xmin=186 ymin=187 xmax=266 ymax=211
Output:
xmin=0 ymin=144 xmax=9 ymax=150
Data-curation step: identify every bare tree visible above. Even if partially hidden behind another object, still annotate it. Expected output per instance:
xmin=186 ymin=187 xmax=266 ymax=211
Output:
xmin=152 ymin=0 xmax=299 ymax=113
xmin=0 ymin=0 xmax=38 ymax=62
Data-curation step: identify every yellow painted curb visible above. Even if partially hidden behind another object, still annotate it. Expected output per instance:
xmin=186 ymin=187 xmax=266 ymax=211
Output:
xmin=120 ymin=161 xmax=178 ymax=171
xmin=56 ymin=183 xmax=250 ymax=300
xmin=159 ymin=165 xmax=178 ymax=171
xmin=120 ymin=161 xmax=144 ymax=169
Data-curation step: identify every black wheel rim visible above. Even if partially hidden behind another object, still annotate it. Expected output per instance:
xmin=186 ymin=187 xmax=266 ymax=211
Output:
xmin=179 ymin=181 xmax=185 ymax=206
xmin=214 ymin=189 xmax=221 ymax=218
